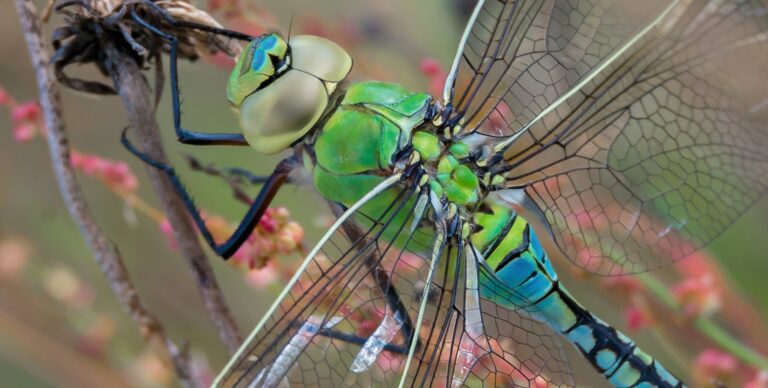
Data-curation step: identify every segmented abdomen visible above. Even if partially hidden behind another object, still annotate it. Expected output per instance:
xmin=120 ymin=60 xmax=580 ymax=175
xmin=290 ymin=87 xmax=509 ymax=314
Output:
xmin=472 ymin=203 xmax=686 ymax=387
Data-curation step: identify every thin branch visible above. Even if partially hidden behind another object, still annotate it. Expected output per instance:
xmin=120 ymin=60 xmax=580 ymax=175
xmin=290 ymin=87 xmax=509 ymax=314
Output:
xmin=13 ymin=0 xmax=198 ymax=386
xmin=99 ymin=25 xmax=242 ymax=353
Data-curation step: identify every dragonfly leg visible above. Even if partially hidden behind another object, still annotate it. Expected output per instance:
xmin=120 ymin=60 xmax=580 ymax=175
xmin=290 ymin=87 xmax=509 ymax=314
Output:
xmin=186 ymin=155 xmax=273 ymax=185
xmin=131 ymin=12 xmax=249 ymax=146
xmin=296 ymin=255 xmax=414 ymax=354
xmin=292 ymin=279 xmax=413 ymax=356
xmin=121 ymin=127 xmax=295 ymax=258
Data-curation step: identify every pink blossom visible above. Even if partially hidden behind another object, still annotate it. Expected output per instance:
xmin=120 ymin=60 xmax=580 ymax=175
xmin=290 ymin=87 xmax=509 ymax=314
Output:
xmin=420 ymin=58 xmax=447 ymax=97
xmin=102 ymin=162 xmax=139 ymax=192
xmin=245 ymin=262 xmax=278 ymax=289
xmin=0 ymin=87 xmax=9 ymax=105
xmin=671 ymin=274 xmax=721 ymax=316
xmin=624 ymin=304 xmax=652 ymax=331
xmin=11 ymin=101 xmax=40 ymax=124
xmin=745 ymin=371 xmax=768 ymax=388
xmin=159 ymin=218 xmax=178 ymax=251
xmin=692 ymin=349 xmax=739 ymax=386
xmin=70 ymin=151 xmax=139 ymax=193
xmin=13 ymin=124 xmax=36 ymax=142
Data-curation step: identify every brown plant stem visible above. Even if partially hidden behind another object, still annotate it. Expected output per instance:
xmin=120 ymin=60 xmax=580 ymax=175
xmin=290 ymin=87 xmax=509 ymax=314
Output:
xmin=99 ymin=29 xmax=242 ymax=353
xmin=13 ymin=0 xmax=198 ymax=386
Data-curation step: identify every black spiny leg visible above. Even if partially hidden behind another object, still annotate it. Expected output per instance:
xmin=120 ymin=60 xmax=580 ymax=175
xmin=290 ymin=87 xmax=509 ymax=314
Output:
xmin=131 ymin=11 xmax=250 ymax=146
xmin=121 ymin=128 xmax=294 ymax=258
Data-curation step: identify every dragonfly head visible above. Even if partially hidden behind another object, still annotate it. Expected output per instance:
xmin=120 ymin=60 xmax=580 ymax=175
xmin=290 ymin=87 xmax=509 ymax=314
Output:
xmin=227 ymin=33 xmax=353 ymax=154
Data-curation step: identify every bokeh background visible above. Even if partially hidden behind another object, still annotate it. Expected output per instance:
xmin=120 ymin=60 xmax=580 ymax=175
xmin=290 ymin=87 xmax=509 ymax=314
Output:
xmin=1 ymin=0 xmax=767 ymax=386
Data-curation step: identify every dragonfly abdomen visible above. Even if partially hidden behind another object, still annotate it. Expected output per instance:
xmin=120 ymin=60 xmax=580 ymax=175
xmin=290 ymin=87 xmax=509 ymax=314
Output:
xmin=472 ymin=202 xmax=686 ymax=387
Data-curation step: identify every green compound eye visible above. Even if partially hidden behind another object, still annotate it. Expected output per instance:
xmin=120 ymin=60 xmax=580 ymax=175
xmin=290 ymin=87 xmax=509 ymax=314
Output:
xmin=227 ymin=33 xmax=289 ymax=107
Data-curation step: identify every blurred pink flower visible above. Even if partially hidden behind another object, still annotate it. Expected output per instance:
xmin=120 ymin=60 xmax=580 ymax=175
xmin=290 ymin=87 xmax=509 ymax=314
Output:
xmin=70 ymin=151 xmax=139 ymax=193
xmin=159 ymin=207 xmax=303 ymax=271
xmin=0 ymin=87 xmax=9 ymax=105
xmin=11 ymin=101 xmax=41 ymax=124
xmin=102 ymin=162 xmax=139 ymax=193
xmin=745 ymin=371 xmax=768 ymax=388
xmin=671 ymin=274 xmax=721 ymax=316
xmin=245 ymin=261 xmax=278 ymax=289
xmin=692 ymin=349 xmax=739 ymax=387
xmin=420 ymin=58 xmax=447 ymax=97
xmin=624 ymin=304 xmax=652 ymax=331
xmin=13 ymin=123 xmax=36 ymax=142
xmin=159 ymin=218 xmax=178 ymax=251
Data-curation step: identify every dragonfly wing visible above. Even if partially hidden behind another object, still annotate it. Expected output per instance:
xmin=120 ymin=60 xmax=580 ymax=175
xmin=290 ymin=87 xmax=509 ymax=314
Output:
xmin=215 ymin=174 xmax=435 ymax=387
xmin=493 ymin=0 xmax=768 ymax=274
xmin=443 ymin=0 xmax=670 ymax=133
xmin=215 ymin=172 xmax=575 ymax=386
xmin=402 ymin=240 xmax=574 ymax=387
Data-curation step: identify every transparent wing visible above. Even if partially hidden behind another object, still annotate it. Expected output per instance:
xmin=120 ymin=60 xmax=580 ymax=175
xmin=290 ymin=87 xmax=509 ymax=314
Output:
xmin=216 ymin=176 xmax=574 ymax=387
xmin=443 ymin=0 xmax=670 ymax=132
xmin=404 ymin=240 xmax=574 ymax=387
xmin=491 ymin=0 xmax=768 ymax=274
xmin=216 ymin=174 xmax=430 ymax=387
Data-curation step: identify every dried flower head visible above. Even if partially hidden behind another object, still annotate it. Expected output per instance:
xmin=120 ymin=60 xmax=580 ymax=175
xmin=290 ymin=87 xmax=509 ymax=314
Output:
xmin=49 ymin=0 xmax=243 ymax=95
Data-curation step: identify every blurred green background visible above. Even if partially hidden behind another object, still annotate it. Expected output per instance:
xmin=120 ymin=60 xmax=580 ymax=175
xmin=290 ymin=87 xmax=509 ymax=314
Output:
xmin=1 ymin=0 xmax=767 ymax=386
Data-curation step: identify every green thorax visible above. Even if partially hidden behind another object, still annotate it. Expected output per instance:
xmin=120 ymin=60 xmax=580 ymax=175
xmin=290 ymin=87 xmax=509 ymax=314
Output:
xmin=310 ymin=81 xmax=481 ymax=209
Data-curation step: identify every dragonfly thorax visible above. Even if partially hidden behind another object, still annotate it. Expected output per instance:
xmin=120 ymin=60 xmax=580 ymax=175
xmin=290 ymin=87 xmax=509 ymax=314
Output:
xmin=308 ymin=81 xmax=495 ymax=219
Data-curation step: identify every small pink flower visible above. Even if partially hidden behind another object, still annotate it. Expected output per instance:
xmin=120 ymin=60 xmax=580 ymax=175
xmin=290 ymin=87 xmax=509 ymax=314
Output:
xmin=275 ymin=230 xmax=299 ymax=254
xmin=245 ymin=262 xmax=278 ymax=289
xmin=283 ymin=222 xmax=304 ymax=244
xmin=258 ymin=210 xmax=278 ymax=233
xmin=745 ymin=371 xmax=768 ymax=388
xmin=159 ymin=218 xmax=178 ymax=251
xmin=420 ymin=58 xmax=447 ymax=97
xmin=11 ymin=101 xmax=41 ymax=124
xmin=671 ymin=274 xmax=721 ymax=316
xmin=624 ymin=304 xmax=652 ymax=331
xmin=273 ymin=207 xmax=291 ymax=224
xmin=692 ymin=349 xmax=739 ymax=386
xmin=102 ymin=162 xmax=139 ymax=192
xmin=0 ymin=87 xmax=9 ymax=105
xmin=13 ymin=124 xmax=36 ymax=142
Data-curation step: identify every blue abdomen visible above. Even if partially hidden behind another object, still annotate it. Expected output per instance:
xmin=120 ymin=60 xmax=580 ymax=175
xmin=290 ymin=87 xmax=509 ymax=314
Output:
xmin=471 ymin=201 xmax=685 ymax=387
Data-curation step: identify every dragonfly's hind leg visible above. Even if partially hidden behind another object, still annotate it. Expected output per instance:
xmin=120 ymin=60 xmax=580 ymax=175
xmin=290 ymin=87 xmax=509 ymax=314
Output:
xmin=121 ymin=127 xmax=295 ymax=258
xmin=314 ymin=269 xmax=414 ymax=357
xmin=130 ymin=10 xmax=251 ymax=146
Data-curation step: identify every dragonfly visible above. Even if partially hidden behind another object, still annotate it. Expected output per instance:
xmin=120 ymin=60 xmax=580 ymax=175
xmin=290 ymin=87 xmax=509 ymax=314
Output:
xmin=122 ymin=0 xmax=768 ymax=386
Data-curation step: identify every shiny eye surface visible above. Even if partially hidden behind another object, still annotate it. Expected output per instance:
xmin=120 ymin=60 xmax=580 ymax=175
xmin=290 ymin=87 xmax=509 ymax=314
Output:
xmin=226 ymin=33 xmax=288 ymax=107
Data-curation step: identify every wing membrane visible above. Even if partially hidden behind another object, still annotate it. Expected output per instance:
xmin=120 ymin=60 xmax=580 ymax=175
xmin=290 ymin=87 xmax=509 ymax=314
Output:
xmin=492 ymin=0 xmax=768 ymax=274
xmin=215 ymin=174 xmax=425 ymax=387
xmin=216 ymin=175 xmax=575 ymax=386
xmin=444 ymin=0 xmax=669 ymax=133
xmin=402 ymin=240 xmax=574 ymax=387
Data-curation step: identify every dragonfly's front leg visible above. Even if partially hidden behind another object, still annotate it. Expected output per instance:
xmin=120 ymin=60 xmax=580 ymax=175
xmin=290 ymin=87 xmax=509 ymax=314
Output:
xmin=131 ymin=11 xmax=251 ymax=146
xmin=122 ymin=127 xmax=295 ymax=258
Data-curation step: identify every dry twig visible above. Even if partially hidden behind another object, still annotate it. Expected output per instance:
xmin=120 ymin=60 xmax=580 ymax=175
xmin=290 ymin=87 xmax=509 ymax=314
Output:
xmin=44 ymin=0 xmax=244 ymax=353
xmin=14 ymin=0 xmax=199 ymax=385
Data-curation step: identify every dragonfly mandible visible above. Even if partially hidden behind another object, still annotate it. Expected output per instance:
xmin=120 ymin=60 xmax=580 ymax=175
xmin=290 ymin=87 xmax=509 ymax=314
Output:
xmin=122 ymin=0 xmax=768 ymax=386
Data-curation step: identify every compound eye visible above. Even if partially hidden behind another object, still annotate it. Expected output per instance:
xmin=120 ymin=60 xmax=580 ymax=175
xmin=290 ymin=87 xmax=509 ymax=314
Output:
xmin=239 ymin=70 xmax=328 ymax=154
xmin=227 ymin=34 xmax=289 ymax=106
xmin=289 ymin=35 xmax=352 ymax=82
